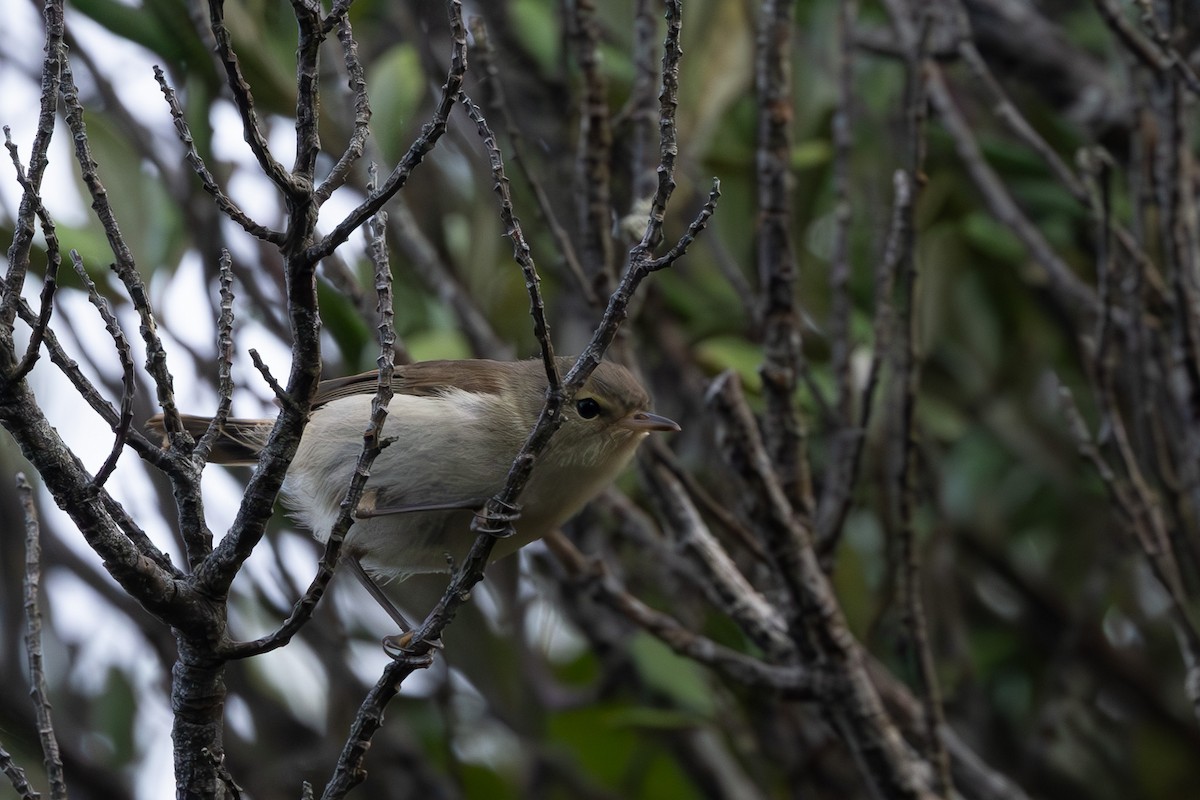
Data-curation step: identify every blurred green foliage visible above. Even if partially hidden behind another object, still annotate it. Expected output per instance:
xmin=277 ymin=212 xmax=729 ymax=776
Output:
xmin=3 ymin=0 xmax=1199 ymax=798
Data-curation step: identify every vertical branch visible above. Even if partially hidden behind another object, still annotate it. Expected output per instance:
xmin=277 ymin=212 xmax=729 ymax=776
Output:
xmin=891 ymin=20 xmax=952 ymax=787
xmin=568 ymin=0 xmax=617 ymax=296
xmin=1 ymin=0 xmax=64 ymax=331
xmin=828 ymin=0 xmax=858 ymax=426
xmin=320 ymin=655 xmax=429 ymax=799
xmin=817 ymin=166 xmax=904 ymax=556
xmin=628 ymin=0 xmax=684 ymax=260
xmin=815 ymin=0 xmax=863 ymax=560
xmin=18 ymin=474 xmax=67 ymax=800
xmin=206 ymin=0 xmax=298 ymax=194
xmin=755 ymin=0 xmax=812 ymax=515
xmin=192 ymin=251 xmax=237 ymax=468
xmin=314 ymin=15 xmax=372 ymax=204
xmin=628 ymin=0 xmax=661 ymax=202
xmin=222 ymin=167 xmax=398 ymax=662
xmin=289 ymin=0 xmax=324 ymax=187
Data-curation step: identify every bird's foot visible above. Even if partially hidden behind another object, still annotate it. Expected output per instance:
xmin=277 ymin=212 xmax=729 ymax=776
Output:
xmin=470 ymin=498 xmax=522 ymax=537
xmin=382 ymin=631 xmax=444 ymax=660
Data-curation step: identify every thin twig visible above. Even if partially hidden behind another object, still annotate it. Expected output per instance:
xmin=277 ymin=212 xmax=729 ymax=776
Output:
xmin=248 ymin=349 xmax=294 ymax=410
xmin=1 ymin=0 xmax=64 ymax=331
xmin=1057 ymin=380 xmax=1200 ymax=721
xmin=828 ymin=0 xmax=858 ymax=427
xmin=59 ymin=56 xmax=184 ymax=436
xmin=224 ymin=171 xmax=398 ymax=661
xmin=320 ymin=651 xmax=433 ymax=799
xmin=755 ymin=0 xmax=812 ymax=516
xmin=642 ymin=460 xmax=792 ymax=659
xmin=890 ymin=12 xmax=952 ymax=789
xmin=315 ymin=15 xmax=372 ymax=204
xmin=817 ymin=164 xmax=907 ymax=557
xmin=192 ymin=251 xmax=237 ymax=467
xmin=4 ymin=138 xmax=61 ymax=384
xmin=68 ymin=251 xmax=135 ymax=488
xmin=459 ymin=94 xmax=559 ymax=388
xmin=0 ymin=741 xmax=39 ymax=800
xmin=305 ymin=1 xmax=468 ymax=264
xmin=1091 ymin=0 xmax=1200 ymax=97
xmin=468 ymin=17 xmax=595 ymax=305
xmin=206 ymin=0 xmax=299 ymax=195
xmin=18 ymin=473 xmax=67 ymax=800
xmin=944 ymin=1 xmax=1168 ymax=308
xmin=568 ymin=0 xmax=616 ymax=297
xmin=545 ymin=531 xmax=816 ymax=693
xmin=648 ymin=438 xmax=768 ymax=562
xmin=154 ymin=66 xmax=285 ymax=244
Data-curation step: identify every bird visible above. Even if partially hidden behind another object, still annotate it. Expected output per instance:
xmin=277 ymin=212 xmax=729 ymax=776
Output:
xmin=149 ymin=357 xmax=678 ymax=649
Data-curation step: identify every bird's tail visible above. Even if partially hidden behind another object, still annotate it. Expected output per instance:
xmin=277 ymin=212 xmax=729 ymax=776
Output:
xmin=145 ymin=414 xmax=272 ymax=465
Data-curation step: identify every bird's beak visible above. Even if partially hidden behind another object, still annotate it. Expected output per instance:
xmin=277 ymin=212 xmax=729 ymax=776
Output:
xmin=620 ymin=410 xmax=681 ymax=433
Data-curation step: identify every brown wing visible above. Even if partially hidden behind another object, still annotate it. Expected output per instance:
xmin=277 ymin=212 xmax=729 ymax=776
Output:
xmin=312 ymin=359 xmax=522 ymax=408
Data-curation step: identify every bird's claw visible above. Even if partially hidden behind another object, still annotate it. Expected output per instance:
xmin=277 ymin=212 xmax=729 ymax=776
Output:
xmin=382 ymin=631 xmax=444 ymax=660
xmin=470 ymin=499 xmax=522 ymax=538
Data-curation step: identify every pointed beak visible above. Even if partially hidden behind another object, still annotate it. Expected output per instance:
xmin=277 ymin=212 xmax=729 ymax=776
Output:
xmin=620 ymin=410 xmax=681 ymax=433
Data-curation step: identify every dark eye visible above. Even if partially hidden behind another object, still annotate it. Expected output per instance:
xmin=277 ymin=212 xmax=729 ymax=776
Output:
xmin=576 ymin=397 xmax=602 ymax=419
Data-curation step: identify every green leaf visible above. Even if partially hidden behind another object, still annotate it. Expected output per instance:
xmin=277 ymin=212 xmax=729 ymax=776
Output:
xmin=694 ymin=336 xmax=763 ymax=392
xmin=368 ymin=45 xmax=427 ymax=162
xmin=962 ymin=213 xmax=1026 ymax=264
xmin=791 ymin=138 xmax=833 ymax=169
xmin=629 ymin=633 xmax=716 ymax=718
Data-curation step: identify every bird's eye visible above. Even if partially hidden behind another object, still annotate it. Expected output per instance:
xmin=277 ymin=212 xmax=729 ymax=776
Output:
xmin=576 ymin=397 xmax=602 ymax=419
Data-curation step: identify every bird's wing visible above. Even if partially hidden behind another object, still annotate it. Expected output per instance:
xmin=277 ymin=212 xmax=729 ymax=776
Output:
xmin=312 ymin=359 xmax=516 ymax=407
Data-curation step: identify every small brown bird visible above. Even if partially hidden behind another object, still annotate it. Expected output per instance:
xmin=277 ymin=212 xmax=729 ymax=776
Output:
xmin=152 ymin=357 xmax=678 ymax=645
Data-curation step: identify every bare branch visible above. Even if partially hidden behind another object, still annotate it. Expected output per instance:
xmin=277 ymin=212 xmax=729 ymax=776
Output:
xmin=58 ymin=57 xmax=184 ymax=435
xmin=755 ymin=0 xmax=812 ymax=515
xmin=567 ymin=0 xmax=617 ymax=296
xmin=68 ymin=250 xmax=135 ymax=488
xmin=468 ymin=17 xmax=595 ymax=306
xmin=314 ymin=15 xmax=372 ymax=204
xmin=1 ymin=0 xmax=64 ymax=331
xmin=0 ymin=741 xmax=39 ymax=800
xmin=306 ymin=1 xmax=468 ymax=264
xmin=459 ymin=93 xmax=560 ymax=388
xmin=828 ymin=0 xmax=858 ymax=428
xmin=545 ymin=531 xmax=818 ymax=694
xmin=642 ymin=460 xmax=792 ymax=659
xmin=154 ymin=66 xmax=285 ymax=244
xmin=707 ymin=371 xmax=934 ymax=798
xmin=192 ymin=251 xmax=237 ymax=467
xmin=225 ymin=171 xmax=397 ymax=660
xmin=888 ymin=13 xmax=952 ymax=788
xmin=18 ymin=473 xmax=67 ymax=800
xmin=205 ymin=0 xmax=300 ymax=196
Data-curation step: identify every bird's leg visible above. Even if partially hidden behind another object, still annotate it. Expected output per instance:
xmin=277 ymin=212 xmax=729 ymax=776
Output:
xmin=355 ymin=498 xmax=490 ymax=518
xmin=347 ymin=557 xmax=411 ymax=630
xmin=356 ymin=493 xmax=523 ymax=537
xmin=349 ymin=492 xmax=522 ymax=656
xmin=346 ymin=557 xmax=443 ymax=654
